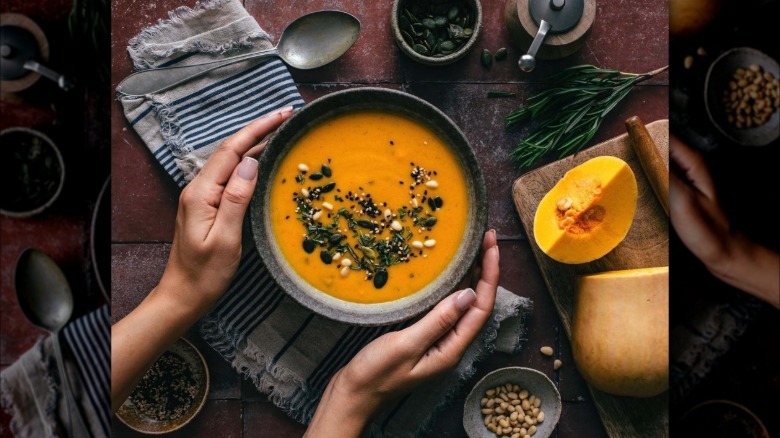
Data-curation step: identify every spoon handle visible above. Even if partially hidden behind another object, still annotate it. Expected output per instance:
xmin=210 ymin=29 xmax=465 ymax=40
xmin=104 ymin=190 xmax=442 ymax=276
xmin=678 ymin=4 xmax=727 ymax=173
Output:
xmin=116 ymin=47 xmax=279 ymax=97
xmin=51 ymin=333 xmax=92 ymax=438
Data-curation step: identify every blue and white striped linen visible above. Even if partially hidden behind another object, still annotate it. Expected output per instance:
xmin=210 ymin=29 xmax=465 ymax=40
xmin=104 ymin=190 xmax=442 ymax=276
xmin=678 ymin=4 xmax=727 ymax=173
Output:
xmin=119 ymin=1 xmax=533 ymax=436
xmin=63 ymin=305 xmax=111 ymax=437
xmin=0 ymin=305 xmax=110 ymax=438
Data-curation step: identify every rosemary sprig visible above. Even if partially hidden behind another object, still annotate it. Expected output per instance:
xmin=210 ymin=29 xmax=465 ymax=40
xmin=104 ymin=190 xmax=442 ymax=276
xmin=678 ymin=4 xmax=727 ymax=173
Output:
xmin=506 ymin=65 xmax=668 ymax=167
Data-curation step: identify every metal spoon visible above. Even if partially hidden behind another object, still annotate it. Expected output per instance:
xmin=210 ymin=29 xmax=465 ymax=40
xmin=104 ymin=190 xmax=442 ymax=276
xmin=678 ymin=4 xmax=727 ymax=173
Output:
xmin=15 ymin=249 xmax=91 ymax=437
xmin=116 ymin=10 xmax=360 ymax=97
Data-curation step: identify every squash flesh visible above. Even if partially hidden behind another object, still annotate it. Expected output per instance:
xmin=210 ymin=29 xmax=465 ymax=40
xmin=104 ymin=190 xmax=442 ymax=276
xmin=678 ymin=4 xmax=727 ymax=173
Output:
xmin=533 ymin=156 xmax=637 ymax=264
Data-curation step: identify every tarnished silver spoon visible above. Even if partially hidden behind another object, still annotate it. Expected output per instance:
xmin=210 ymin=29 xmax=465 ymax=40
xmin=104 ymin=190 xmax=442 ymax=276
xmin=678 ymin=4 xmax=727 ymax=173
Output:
xmin=15 ymin=249 xmax=91 ymax=437
xmin=116 ymin=10 xmax=360 ymax=97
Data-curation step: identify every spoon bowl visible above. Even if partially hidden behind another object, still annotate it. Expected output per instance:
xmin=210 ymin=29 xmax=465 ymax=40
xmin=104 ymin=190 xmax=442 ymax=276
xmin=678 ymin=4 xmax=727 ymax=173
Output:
xmin=15 ymin=248 xmax=73 ymax=331
xmin=116 ymin=10 xmax=360 ymax=96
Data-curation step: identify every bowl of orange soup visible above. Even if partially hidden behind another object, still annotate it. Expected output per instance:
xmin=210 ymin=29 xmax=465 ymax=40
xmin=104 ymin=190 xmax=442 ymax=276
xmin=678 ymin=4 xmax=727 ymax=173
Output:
xmin=251 ymin=88 xmax=487 ymax=326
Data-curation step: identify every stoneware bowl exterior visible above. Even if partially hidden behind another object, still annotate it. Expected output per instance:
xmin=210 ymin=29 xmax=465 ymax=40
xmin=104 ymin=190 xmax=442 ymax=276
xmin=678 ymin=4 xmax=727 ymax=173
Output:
xmin=251 ymin=87 xmax=487 ymax=326
xmin=391 ymin=0 xmax=483 ymax=66
xmin=0 ymin=127 xmax=65 ymax=218
xmin=463 ymin=367 xmax=562 ymax=438
xmin=116 ymin=338 xmax=209 ymax=434
xmin=705 ymin=47 xmax=779 ymax=147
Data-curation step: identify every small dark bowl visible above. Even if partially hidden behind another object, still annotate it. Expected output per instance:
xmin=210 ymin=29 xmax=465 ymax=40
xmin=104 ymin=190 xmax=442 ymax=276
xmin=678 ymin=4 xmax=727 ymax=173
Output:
xmin=704 ymin=47 xmax=779 ymax=146
xmin=392 ymin=0 xmax=483 ymax=66
xmin=0 ymin=127 xmax=65 ymax=218
xmin=250 ymin=88 xmax=487 ymax=326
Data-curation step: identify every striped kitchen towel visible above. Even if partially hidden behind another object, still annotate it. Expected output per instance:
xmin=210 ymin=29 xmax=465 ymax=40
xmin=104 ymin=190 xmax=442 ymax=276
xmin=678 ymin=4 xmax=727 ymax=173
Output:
xmin=1 ymin=305 xmax=110 ymax=438
xmin=118 ymin=1 xmax=534 ymax=436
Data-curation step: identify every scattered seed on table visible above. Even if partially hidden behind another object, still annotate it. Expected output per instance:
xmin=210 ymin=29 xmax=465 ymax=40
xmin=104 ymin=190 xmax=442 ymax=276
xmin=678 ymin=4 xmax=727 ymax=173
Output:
xmin=540 ymin=346 xmax=554 ymax=356
xmin=495 ymin=47 xmax=508 ymax=60
xmin=481 ymin=49 xmax=493 ymax=69
xmin=554 ymin=359 xmax=562 ymax=370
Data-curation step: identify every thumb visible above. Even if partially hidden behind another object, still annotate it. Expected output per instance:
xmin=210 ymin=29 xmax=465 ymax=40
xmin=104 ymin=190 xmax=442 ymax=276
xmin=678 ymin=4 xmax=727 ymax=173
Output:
xmin=212 ymin=156 xmax=258 ymax=237
xmin=401 ymin=288 xmax=477 ymax=355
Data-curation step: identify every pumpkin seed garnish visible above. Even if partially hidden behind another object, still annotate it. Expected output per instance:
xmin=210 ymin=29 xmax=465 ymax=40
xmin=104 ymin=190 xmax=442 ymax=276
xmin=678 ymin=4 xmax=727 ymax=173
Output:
xmin=373 ymin=270 xmax=388 ymax=289
xmin=321 ymin=164 xmax=332 ymax=177
xmin=309 ymin=172 xmax=323 ymax=180
xmin=320 ymin=182 xmax=336 ymax=193
xmin=425 ymin=216 xmax=437 ymax=227
xmin=303 ymin=239 xmax=317 ymax=253
xmin=481 ymin=49 xmax=492 ymax=69
xmin=320 ymin=250 xmax=333 ymax=264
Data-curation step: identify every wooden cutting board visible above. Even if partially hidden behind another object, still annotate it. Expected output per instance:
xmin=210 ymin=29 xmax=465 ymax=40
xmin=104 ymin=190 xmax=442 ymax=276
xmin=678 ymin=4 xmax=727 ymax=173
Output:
xmin=512 ymin=119 xmax=669 ymax=437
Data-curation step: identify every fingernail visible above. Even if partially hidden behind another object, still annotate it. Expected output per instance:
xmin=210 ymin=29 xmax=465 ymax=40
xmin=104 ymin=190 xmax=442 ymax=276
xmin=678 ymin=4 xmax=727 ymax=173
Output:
xmin=237 ymin=156 xmax=258 ymax=180
xmin=489 ymin=229 xmax=497 ymax=239
xmin=278 ymin=105 xmax=294 ymax=116
xmin=455 ymin=288 xmax=477 ymax=312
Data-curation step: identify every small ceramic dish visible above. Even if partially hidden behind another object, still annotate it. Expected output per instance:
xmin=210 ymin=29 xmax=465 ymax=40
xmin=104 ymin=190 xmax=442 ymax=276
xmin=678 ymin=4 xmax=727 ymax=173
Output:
xmin=90 ymin=176 xmax=110 ymax=302
xmin=0 ymin=127 xmax=65 ymax=218
xmin=704 ymin=47 xmax=779 ymax=146
xmin=677 ymin=400 xmax=769 ymax=437
xmin=250 ymin=87 xmax=487 ymax=326
xmin=116 ymin=338 xmax=209 ymax=434
xmin=463 ymin=367 xmax=562 ymax=438
xmin=391 ymin=0 xmax=482 ymax=66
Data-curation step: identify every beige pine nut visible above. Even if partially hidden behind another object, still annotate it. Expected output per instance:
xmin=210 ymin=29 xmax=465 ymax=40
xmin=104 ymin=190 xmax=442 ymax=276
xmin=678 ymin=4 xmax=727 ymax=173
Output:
xmin=390 ymin=220 xmax=402 ymax=231
xmin=521 ymin=399 xmax=530 ymax=410
xmin=519 ymin=389 xmax=529 ymax=399
xmin=312 ymin=211 xmax=323 ymax=221
xmin=533 ymin=398 xmax=541 ymax=408
xmin=482 ymin=408 xmax=494 ymax=415
xmin=297 ymin=163 xmax=309 ymax=172
xmin=684 ymin=55 xmax=693 ymax=70
xmin=554 ymin=359 xmax=562 ymax=370
xmin=528 ymin=425 xmax=537 ymax=436
xmin=340 ymin=258 xmax=352 ymax=267
xmin=424 ymin=239 xmax=436 ymax=248
xmin=332 ymin=252 xmax=341 ymax=261
xmin=340 ymin=266 xmax=350 ymax=277
xmin=425 ymin=180 xmax=438 ymax=188
xmin=537 ymin=411 xmax=545 ymax=423
xmin=484 ymin=414 xmax=493 ymax=426
xmin=301 ymin=188 xmax=310 ymax=198
xmin=321 ymin=202 xmax=334 ymax=211
xmin=540 ymin=346 xmax=553 ymax=356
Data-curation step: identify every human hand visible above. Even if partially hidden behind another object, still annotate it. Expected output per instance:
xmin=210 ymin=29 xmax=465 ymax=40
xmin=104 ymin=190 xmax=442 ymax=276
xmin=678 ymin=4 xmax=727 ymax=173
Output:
xmin=157 ymin=106 xmax=294 ymax=316
xmin=669 ymin=133 xmax=733 ymax=269
xmin=306 ymin=230 xmax=500 ymax=436
xmin=670 ymin=134 xmax=779 ymax=307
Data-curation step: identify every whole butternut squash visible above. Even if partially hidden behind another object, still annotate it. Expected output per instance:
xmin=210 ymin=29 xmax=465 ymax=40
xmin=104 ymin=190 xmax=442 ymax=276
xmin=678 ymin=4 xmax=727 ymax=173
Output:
xmin=571 ymin=266 xmax=669 ymax=398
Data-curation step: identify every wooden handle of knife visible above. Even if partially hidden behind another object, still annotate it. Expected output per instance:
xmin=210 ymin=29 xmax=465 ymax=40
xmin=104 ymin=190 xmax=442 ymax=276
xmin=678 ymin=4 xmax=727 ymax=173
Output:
xmin=625 ymin=116 xmax=669 ymax=216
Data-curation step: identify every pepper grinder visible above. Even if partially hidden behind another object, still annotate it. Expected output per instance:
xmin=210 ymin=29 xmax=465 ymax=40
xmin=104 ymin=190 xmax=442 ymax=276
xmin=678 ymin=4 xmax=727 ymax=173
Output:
xmin=505 ymin=0 xmax=596 ymax=72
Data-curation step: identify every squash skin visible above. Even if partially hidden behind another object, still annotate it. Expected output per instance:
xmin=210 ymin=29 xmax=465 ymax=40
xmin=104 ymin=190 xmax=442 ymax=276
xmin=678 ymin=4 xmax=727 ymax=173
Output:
xmin=533 ymin=156 xmax=637 ymax=264
xmin=571 ymin=267 xmax=669 ymax=398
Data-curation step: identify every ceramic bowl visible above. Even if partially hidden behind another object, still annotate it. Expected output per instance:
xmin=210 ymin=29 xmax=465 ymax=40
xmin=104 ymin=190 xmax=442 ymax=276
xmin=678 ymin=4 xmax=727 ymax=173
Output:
xmin=677 ymin=400 xmax=769 ymax=437
xmin=463 ymin=367 xmax=562 ymax=438
xmin=90 ymin=176 xmax=110 ymax=302
xmin=391 ymin=0 xmax=482 ymax=66
xmin=704 ymin=47 xmax=779 ymax=146
xmin=116 ymin=338 xmax=209 ymax=434
xmin=0 ymin=127 xmax=65 ymax=218
xmin=250 ymin=87 xmax=487 ymax=326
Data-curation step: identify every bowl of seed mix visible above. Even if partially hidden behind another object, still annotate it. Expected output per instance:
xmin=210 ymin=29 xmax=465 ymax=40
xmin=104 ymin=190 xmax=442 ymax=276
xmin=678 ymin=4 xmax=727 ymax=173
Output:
xmin=705 ymin=47 xmax=780 ymax=146
xmin=117 ymin=338 xmax=209 ymax=434
xmin=392 ymin=0 xmax=483 ymax=66
xmin=463 ymin=367 xmax=561 ymax=438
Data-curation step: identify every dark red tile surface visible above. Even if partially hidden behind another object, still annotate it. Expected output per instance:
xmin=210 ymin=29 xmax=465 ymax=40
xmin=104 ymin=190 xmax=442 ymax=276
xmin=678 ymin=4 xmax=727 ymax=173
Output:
xmin=111 ymin=0 xmax=667 ymax=435
xmin=112 ymin=399 xmax=243 ymax=437
xmin=243 ymin=401 xmax=307 ymax=436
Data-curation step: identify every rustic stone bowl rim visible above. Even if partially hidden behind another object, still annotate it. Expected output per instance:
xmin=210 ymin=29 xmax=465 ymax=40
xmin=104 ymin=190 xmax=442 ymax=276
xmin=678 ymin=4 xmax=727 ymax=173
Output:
xmin=391 ymin=0 xmax=483 ymax=66
xmin=250 ymin=87 xmax=487 ymax=326
xmin=463 ymin=366 xmax=562 ymax=438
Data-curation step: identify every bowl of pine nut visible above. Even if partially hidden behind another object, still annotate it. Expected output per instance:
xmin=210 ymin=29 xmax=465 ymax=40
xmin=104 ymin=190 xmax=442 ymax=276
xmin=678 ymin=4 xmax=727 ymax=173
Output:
xmin=463 ymin=367 xmax=561 ymax=438
xmin=705 ymin=47 xmax=779 ymax=147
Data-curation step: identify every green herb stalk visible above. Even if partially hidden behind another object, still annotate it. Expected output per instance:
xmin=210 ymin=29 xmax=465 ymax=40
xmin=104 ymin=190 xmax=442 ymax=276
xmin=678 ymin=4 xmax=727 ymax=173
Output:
xmin=506 ymin=64 xmax=668 ymax=167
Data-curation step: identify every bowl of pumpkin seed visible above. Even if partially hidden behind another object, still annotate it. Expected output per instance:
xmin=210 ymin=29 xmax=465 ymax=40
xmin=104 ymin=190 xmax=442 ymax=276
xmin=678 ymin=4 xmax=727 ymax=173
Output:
xmin=392 ymin=0 xmax=482 ymax=66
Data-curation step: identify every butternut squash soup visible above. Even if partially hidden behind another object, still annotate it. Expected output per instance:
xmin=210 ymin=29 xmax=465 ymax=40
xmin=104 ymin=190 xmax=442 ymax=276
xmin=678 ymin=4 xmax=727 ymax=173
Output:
xmin=269 ymin=111 xmax=469 ymax=304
